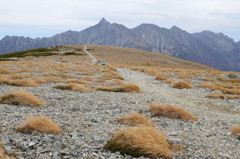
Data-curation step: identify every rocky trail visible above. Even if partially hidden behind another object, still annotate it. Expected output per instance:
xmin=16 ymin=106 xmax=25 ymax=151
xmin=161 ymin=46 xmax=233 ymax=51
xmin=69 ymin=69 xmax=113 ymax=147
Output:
xmin=84 ymin=45 xmax=97 ymax=64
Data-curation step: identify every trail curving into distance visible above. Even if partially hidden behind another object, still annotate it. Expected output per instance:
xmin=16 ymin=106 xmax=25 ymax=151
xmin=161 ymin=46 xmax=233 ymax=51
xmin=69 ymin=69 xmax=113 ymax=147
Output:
xmin=84 ymin=45 xmax=97 ymax=64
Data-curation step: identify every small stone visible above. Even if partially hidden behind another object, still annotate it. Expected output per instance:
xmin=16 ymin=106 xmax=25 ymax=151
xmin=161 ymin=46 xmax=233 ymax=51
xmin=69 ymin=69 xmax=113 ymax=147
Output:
xmin=60 ymin=148 xmax=70 ymax=155
xmin=28 ymin=141 xmax=36 ymax=147
xmin=168 ymin=132 xmax=178 ymax=136
xmin=168 ymin=138 xmax=181 ymax=144
xmin=3 ymin=146 xmax=14 ymax=154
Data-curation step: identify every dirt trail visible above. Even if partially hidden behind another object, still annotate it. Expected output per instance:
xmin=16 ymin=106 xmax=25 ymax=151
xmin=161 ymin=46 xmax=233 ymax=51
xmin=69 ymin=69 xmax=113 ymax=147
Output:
xmin=84 ymin=45 xmax=97 ymax=64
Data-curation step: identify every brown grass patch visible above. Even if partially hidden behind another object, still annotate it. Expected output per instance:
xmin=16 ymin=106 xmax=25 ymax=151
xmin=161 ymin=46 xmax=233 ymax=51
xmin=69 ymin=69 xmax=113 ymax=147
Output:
xmin=115 ymin=112 xmax=153 ymax=127
xmin=16 ymin=116 xmax=62 ymax=135
xmin=229 ymin=125 xmax=240 ymax=136
xmin=65 ymin=79 xmax=93 ymax=85
xmin=164 ymin=79 xmax=173 ymax=84
xmin=205 ymin=93 xmax=240 ymax=99
xmin=97 ymin=83 xmax=142 ymax=93
xmin=100 ymin=72 xmax=124 ymax=80
xmin=53 ymin=83 xmax=91 ymax=92
xmin=172 ymin=81 xmax=192 ymax=89
xmin=0 ymin=67 xmax=11 ymax=74
xmin=104 ymin=126 xmax=171 ymax=159
xmin=0 ymin=90 xmax=46 ymax=106
xmin=155 ymin=73 xmax=168 ymax=81
xmin=148 ymin=104 xmax=197 ymax=121
xmin=9 ymin=74 xmax=32 ymax=80
xmin=7 ymin=80 xmax=39 ymax=87
xmin=0 ymin=75 xmax=10 ymax=85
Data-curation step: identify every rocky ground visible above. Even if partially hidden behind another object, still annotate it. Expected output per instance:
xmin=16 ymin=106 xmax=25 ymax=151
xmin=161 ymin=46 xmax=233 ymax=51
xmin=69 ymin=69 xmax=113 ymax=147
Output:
xmin=0 ymin=66 xmax=239 ymax=159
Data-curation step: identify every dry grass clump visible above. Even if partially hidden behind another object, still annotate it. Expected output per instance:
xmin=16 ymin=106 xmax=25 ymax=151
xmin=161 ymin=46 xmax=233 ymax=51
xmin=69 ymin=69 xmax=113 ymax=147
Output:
xmin=65 ymin=79 xmax=93 ymax=85
xmin=97 ymin=83 xmax=142 ymax=93
xmin=229 ymin=125 xmax=240 ymax=136
xmin=155 ymin=73 xmax=169 ymax=81
xmin=0 ymin=76 xmax=10 ymax=85
xmin=32 ymin=76 xmax=48 ymax=84
xmin=172 ymin=81 xmax=192 ymax=89
xmin=9 ymin=74 xmax=32 ymax=80
xmin=148 ymin=104 xmax=197 ymax=121
xmin=0 ymin=90 xmax=46 ymax=106
xmin=122 ymin=83 xmax=142 ymax=93
xmin=205 ymin=93 xmax=240 ymax=99
xmin=115 ymin=112 xmax=153 ymax=127
xmin=0 ymin=67 xmax=11 ymax=74
xmin=7 ymin=80 xmax=39 ymax=87
xmin=104 ymin=126 xmax=171 ymax=159
xmin=100 ymin=72 xmax=124 ymax=80
xmin=16 ymin=116 xmax=62 ymax=135
xmin=53 ymin=83 xmax=91 ymax=92
xmin=196 ymin=83 xmax=216 ymax=90
xmin=197 ymin=83 xmax=240 ymax=95
xmin=108 ymin=80 xmax=124 ymax=86
xmin=140 ymin=67 xmax=158 ymax=76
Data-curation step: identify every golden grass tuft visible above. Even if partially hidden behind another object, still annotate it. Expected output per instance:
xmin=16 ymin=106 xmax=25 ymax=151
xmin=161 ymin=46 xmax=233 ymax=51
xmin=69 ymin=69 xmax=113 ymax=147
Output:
xmin=172 ymin=81 xmax=192 ymax=89
xmin=7 ymin=80 xmax=39 ymax=87
xmin=65 ymin=79 xmax=93 ymax=85
xmin=0 ymin=90 xmax=46 ymax=106
xmin=155 ymin=73 xmax=168 ymax=81
xmin=0 ymin=67 xmax=11 ymax=74
xmin=97 ymin=83 xmax=142 ymax=93
xmin=148 ymin=104 xmax=197 ymax=121
xmin=0 ymin=76 xmax=10 ymax=85
xmin=100 ymin=72 xmax=124 ymax=80
xmin=16 ymin=116 xmax=62 ymax=135
xmin=104 ymin=126 xmax=171 ymax=159
xmin=205 ymin=93 xmax=240 ymax=99
xmin=122 ymin=83 xmax=142 ymax=93
xmin=53 ymin=83 xmax=91 ymax=92
xmin=229 ymin=125 xmax=240 ymax=136
xmin=115 ymin=112 xmax=153 ymax=127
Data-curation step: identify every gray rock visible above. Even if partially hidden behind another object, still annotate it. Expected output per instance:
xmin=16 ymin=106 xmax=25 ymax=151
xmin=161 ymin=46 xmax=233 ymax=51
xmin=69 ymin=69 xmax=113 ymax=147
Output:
xmin=228 ymin=73 xmax=240 ymax=79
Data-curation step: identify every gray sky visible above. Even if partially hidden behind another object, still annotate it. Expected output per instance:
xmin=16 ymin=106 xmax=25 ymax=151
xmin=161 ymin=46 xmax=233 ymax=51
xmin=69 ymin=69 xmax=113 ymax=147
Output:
xmin=0 ymin=0 xmax=240 ymax=41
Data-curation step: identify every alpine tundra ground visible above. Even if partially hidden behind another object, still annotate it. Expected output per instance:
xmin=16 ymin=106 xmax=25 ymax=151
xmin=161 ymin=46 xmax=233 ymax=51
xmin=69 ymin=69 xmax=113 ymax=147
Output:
xmin=0 ymin=45 xmax=239 ymax=159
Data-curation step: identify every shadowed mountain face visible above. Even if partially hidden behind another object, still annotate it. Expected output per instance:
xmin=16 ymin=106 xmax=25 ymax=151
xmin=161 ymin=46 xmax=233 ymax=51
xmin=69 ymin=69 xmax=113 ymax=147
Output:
xmin=0 ymin=18 xmax=239 ymax=71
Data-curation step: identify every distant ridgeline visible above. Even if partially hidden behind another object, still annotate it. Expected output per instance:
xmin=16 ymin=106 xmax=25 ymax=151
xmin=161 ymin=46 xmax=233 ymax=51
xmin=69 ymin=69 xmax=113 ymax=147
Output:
xmin=0 ymin=18 xmax=239 ymax=72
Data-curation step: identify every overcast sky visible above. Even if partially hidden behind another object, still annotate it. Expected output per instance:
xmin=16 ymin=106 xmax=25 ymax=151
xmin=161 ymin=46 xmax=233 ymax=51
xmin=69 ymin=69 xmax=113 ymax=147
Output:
xmin=0 ymin=0 xmax=240 ymax=41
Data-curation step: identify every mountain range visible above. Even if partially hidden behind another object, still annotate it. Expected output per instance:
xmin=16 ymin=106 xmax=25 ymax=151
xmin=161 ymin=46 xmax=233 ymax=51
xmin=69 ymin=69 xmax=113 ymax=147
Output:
xmin=0 ymin=18 xmax=239 ymax=71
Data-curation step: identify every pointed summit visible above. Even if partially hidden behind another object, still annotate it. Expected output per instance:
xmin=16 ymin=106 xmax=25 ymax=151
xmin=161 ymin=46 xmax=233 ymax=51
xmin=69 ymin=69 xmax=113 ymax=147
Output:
xmin=98 ymin=17 xmax=110 ymax=25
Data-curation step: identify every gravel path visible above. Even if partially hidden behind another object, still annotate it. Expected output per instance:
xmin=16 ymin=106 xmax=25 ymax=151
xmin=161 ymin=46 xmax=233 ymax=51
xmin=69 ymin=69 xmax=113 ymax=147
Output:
xmin=84 ymin=45 xmax=97 ymax=64
xmin=0 ymin=68 xmax=239 ymax=159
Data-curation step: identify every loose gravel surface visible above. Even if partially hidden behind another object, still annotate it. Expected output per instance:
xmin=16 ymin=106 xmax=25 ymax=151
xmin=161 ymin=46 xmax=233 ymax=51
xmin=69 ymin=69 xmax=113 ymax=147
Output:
xmin=0 ymin=68 xmax=239 ymax=159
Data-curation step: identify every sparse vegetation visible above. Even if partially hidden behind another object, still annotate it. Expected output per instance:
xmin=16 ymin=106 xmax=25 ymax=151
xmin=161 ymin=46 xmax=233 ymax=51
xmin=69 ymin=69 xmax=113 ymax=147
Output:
xmin=205 ymin=93 xmax=240 ymax=99
xmin=104 ymin=126 xmax=171 ymax=159
xmin=172 ymin=81 xmax=192 ymax=89
xmin=100 ymin=72 xmax=124 ymax=80
xmin=0 ymin=90 xmax=46 ymax=106
xmin=53 ymin=83 xmax=91 ymax=92
xmin=148 ymin=104 xmax=197 ymax=121
xmin=229 ymin=125 xmax=240 ymax=136
xmin=115 ymin=112 xmax=153 ymax=127
xmin=0 ymin=48 xmax=57 ymax=59
xmin=16 ymin=116 xmax=62 ymax=135
xmin=7 ymin=80 xmax=39 ymax=87
xmin=65 ymin=79 xmax=93 ymax=85
xmin=97 ymin=83 xmax=142 ymax=93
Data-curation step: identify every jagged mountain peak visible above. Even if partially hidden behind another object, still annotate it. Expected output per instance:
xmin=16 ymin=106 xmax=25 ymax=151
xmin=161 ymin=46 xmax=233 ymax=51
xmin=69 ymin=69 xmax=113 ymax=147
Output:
xmin=98 ymin=17 xmax=111 ymax=25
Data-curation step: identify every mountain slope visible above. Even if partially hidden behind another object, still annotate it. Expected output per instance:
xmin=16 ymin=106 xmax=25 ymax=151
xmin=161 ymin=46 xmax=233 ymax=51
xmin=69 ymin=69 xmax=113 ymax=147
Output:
xmin=0 ymin=18 xmax=239 ymax=71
